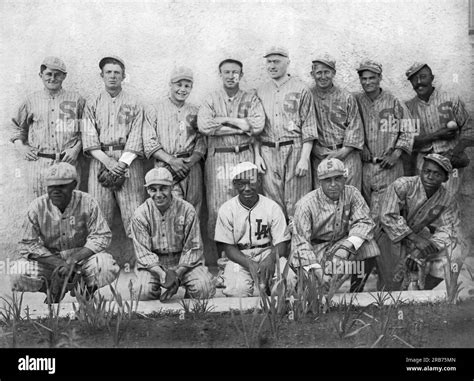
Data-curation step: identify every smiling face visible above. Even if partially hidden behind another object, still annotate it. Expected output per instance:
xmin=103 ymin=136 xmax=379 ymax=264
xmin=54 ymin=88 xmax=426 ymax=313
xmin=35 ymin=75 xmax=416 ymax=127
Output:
xmin=311 ymin=63 xmax=335 ymax=90
xmin=359 ymin=70 xmax=381 ymax=95
xmin=266 ymin=54 xmax=289 ymax=80
xmin=320 ymin=175 xmax=346 ymax=201
xmin=420 ymin=160 xmax=448 ymax=194
xmin=101 ymin=63 xmax=125 ymax=91
xmin=409 ymin=66 xmax=434 ymax=100
xmin=219 ymin=62 xmax=243 ymax=90
xmin=234 ymin=176 xmax=260 ymax=207
xmin=169 ymin=79 xmax=193 ymax=104
xmin=147 ymin=184 xmax=173 ymax=211
xmin=39 ymin=68 xmax=66 ymax=92
xmin=47 ymin=181 xmax=76 ymax=211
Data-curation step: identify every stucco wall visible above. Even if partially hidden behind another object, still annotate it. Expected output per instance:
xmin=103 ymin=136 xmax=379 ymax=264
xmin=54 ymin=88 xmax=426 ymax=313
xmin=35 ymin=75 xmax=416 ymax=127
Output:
xmin=1 ymin=0 xmax=472 ymax=266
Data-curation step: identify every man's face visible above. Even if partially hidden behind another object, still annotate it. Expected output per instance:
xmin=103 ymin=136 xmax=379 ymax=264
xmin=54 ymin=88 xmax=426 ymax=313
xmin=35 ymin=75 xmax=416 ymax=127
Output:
xmin=169 ymin=79 xmax=193 ymax=103
xmin=47 ymin=181 xmax=76 ymax=210
xmin=266 ymin=55 xmax=289 ymax=80
xmin=233 ymin=176 xmax=259 ymax=202
xmin=40 ymin=68 xmax=66 ymax=92
xmin=359 ymin=70 xmax=381 ymax=94
xmin=420 ymin=161 xmax=448 ymax=193
xmin=219 ymin=63 xmax=242 ymax=90
xmin=409 ymin=66 xmax=434 ymax=99
xmin=101 ymin=63 xmax=125 ymax=90
xmin=147 ymin=184 xmax=173 ymax=210
xmin=320 ymin=175 xmax=346 ymax=201
xmin=311 ymin=63 xmax=335 ymax=90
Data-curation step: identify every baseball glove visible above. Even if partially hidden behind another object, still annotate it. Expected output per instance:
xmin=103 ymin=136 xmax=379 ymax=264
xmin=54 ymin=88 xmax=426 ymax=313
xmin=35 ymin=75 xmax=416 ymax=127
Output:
xmin=159 ymin=269 xmax=181 ymax=302
xmin=98 ymin=165 xmax=126 ymax=191
xmin=448 ymin=151 xmax=470 ymax=169
xmin=162 ymin=163 xmax=188 ymax=183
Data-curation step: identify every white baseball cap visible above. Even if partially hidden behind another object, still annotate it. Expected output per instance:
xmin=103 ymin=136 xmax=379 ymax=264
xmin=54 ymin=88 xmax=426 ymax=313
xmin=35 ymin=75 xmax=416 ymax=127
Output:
xmin=231 ymin=162 xmax=258 ymax=181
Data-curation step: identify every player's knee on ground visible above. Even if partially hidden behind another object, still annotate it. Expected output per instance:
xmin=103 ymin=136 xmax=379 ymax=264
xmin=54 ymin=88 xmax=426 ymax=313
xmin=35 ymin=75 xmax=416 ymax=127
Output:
xmin=10 ymin=258 xmax=48 ymax=292
xmin=81 ymin=252 xmax=120 ymax=288
xmin=222 ymin=262 xmax=254 ymax=297
xmin=182 ymin=266 xmax=216 ymax=299
xmin=135 ymin=269 xmax=162 ymax=301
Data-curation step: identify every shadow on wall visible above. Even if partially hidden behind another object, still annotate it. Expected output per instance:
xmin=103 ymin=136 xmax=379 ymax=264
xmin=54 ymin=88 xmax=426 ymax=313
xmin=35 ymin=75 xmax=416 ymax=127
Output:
xmin=78 ymin=156 xmax=217 ymax=268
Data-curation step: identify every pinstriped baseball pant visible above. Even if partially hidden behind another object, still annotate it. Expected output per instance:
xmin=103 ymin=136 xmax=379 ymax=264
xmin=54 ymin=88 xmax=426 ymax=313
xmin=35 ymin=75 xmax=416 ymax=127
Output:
xmin=260 ymin=143 xmax=312 ymax=221
xmin=155 ymin=160 xmax=203 ymax=218
xmin=88 ymin=156 xmax=145 ymax=237
xmin=312 ymin=150 xmax=362 ymax=190
xmin=10 ymin=252 xmax=120 ymax=292
xmin=26 ymin=157 xmax=81 ymax=200
xmin=362 ymin=161 xmax=403 ymax=223
xmin=135 ymin=265 xmax=216 ymax=300
xmin=204 ymin=149 xmax=254 ymax=239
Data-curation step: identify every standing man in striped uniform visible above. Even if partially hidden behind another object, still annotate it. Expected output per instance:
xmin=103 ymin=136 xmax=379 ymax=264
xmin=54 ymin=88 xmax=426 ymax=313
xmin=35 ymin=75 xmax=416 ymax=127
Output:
xmin=131 ymin=168 xmax=215 ymax=301
xmin=405 ymin=63 xmax=474 ymax=196
xmin=10 ymin=57 xmax=85 ymax=200
xmin=144 ymin=67 xmax=205 ymax=217
xmin=197 ymin=58 xmax=265 ymax=242
xmin=355 ymin=60 xmax=414 ymax=222
xmin=82 ymin=56 xmax=145 ymax=238
xmin=291 ymin=158 xmax=380 ymax=292
xmin=10 ymin=163 xmax=119 ymax=301
xmin=310 ymin=55 xmax=364 ymax=190
xmin=255 ymin=46 xmax=318 ymax=223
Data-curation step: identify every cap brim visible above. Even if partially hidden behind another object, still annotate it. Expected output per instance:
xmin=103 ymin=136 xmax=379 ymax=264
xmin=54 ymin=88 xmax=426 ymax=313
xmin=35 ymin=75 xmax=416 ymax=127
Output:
xmin=144 ymin=180 xmax=173 ymax=187
xmin=42 ymin=64 xmax=67 ymax=73
xmin=171 ymin=76 xmax=193 ymax=83
xmin=357 ymin=66 xmax=381 ymax=74
xmin=317 ymin=171 xmax=346 ymax=180
xmin=46 ymin=179 xmax=75 ymax=186
xmin=423 ymin=156 xmax=451 ymax=173
xmin=312 ymin=60 xmax=335 ymax=70
xmin=406 ymin=65 xmax=427 ymax=79
xmin=264 ymin=53 xmax=288 ymax=58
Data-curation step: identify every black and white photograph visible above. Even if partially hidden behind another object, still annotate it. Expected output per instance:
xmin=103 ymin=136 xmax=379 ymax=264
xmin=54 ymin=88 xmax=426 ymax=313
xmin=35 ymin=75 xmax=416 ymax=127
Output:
xmin=0 ymin=0 xmax=473 ymax=378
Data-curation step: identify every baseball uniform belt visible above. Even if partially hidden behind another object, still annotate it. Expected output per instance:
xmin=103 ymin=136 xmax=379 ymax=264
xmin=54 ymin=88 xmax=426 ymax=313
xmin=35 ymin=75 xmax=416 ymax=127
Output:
xmin=101 ymin=143 xmax=126 ymax=152
xmin=362 ymin=156 xmax=383 ymax=164
xmin=261 ymin=140 xmax=294 ymax=149
xmin=237 ymin=243 xmax=271 ymax=250
xmin=175 ymin=152 xmax=191 ymax=158
xmin=152 ymin=250 xmax=181 ymax=257
xmin=311 ymin=238 xmax=329 ymax=245
xmin=322 ymin=143 xmax=344 ymax=151
xmin=37 ymin=152 xmax=66 ymax=160
xmin=214 ymin=144 xmax=250 ymax=154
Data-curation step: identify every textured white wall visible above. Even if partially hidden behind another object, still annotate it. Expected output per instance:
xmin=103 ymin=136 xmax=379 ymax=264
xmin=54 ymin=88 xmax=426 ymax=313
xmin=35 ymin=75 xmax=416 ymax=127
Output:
xmin=0 ymin=0 xmax=472 ymax=262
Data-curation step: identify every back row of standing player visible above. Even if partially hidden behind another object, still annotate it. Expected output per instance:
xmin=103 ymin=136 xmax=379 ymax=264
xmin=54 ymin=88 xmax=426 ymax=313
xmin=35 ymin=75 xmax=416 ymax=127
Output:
xmin=10 ymin=47 xmax=474 ymax=249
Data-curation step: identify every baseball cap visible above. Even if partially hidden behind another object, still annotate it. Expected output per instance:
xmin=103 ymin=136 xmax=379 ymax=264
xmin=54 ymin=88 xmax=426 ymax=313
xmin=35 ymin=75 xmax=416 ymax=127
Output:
xmin=231 ymin=162 xmax=258 ymax=181
xmin=41 ymin=57 xmax=67 ymax=73
xmin=170 ymin=66 xmax=194 ymax=83
xmin=144 ymin=168 xmax=173 ymax=187
xmin=423 ymin=153 xmax=452 ymax=174
xmin=99 ymin=55 xmax=126 ymax=70
xmin=405 ymin=62 xmax=429 ymax=80
xmin=357 ymin=60 xmax=382 ymax=74
xmin=264 ymin=46 xmax=289 ymax=58
xmin=312 ymin=54 xmax=336 ymax=71
xmin=317 ymin=158 xmax=346 ymax=180
xmin=45 ymin=163 xmax=77 ymax=186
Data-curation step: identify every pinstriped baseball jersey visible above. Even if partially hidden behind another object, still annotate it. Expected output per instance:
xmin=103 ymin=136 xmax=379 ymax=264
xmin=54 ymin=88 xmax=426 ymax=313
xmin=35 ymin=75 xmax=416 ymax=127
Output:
xmin=215 ymin=195 xmax=290 ymax=254
xmin=405 ymin=89 xmax=473 ymax=154
xmin=380 ymin=176 xmax=459 ymax=250
xmin=257 ymin=75 xmax=318 ymax=143
xmin=291 ymin=186 xmax=377 ymax=267
xmin=131 ymin=197 xmax=204 ymax=270
xmin=197 ymin=88 xmax=265 ymax=150
xmin=143 ymin=97 xmax=206 ymax=159
xmin=82 ymin=90 xmax=144 ymax=156
xmin=10 ymin=89 xmax=85 ymax=155
xmin=355 ymin=89 xmax=414 ymax=156
xmin=311 ymin=85 xmax=364 ymax=150
xmin=19 ymin=190 xmax=112 ymax=259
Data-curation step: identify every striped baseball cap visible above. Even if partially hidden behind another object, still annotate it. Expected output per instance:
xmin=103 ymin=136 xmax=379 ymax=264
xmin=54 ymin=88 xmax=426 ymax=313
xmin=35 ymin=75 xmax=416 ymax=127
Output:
xmin=357 ymin=60 xmax=382 ymax=74
xmin=405 ymin=62 xmax=429 ymax=79
xmin=45 ymin=163 xmax=77 ymax=186
xmin=317 ymin=158 xmax=346 ymax=180
xmin=232 ymin=162 xmax=258 ymax=181
xmin=170 ymin=66 xmax=193 ymax=83
xmin=41 ymin=57 xmax=67 ymax=73
xmin=423 ymin=153 xmax=452 ymax=174
xmin=312 ymin=54 xmax=336 ymax=70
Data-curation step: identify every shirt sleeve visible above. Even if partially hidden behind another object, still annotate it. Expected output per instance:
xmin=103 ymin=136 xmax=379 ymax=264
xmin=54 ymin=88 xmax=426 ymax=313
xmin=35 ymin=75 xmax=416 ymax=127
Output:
xmin=270 ymin=202 xmax=290 ymax=245
xmin=142 ymin=105 xmax=162 ymax=159
xmin=393 ymin=99 xmax=415 ymax=154
xmin=83 ymin=198 xmax=112 ymax=253
xmin=214 ymin=205 xmax=235 ymax=244
xmin=123 ymin=102 xmax=145 ymax=157
xmin=380 ymin=178 xmax=413 ymax=242
xmin=178 ymin=207 xmax=204 ymax=267
xmin=245 ymin=91 xmax=265 ymax=136
xmin=453 ymin=96 xmax=474 ymax=141
xmin=131 ymin=210 xmax=161 ymax=269
xmin=197 ymin=95 xmax=225 ymax=136
xmin=299 ymin=86 xmax=319 ymax=143
xmin=431 ymin=198 xmax=462 ymax=255
xmin=82 ymin=97 xmax=102 ymax=153
xmin=347 ymin=188 xmax=376 ymax=241
xmin=291 ymin=200 xmax=320 ymax=267
xmin=342 ymin=94 xmax=364 ymax=150
xmin=10 ymin=99 xmax=30 ymax=144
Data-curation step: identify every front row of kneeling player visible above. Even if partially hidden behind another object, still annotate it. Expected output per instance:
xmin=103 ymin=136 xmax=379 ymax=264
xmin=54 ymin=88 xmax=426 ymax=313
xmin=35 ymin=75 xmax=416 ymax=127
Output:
xmin=10 ymin=154 xmax=464 ymax=301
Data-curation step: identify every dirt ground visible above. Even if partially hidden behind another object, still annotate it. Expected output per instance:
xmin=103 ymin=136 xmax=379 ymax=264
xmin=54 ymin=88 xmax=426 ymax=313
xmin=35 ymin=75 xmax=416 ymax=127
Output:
xmin=3 ymin=298 xmax=474 ymax=349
